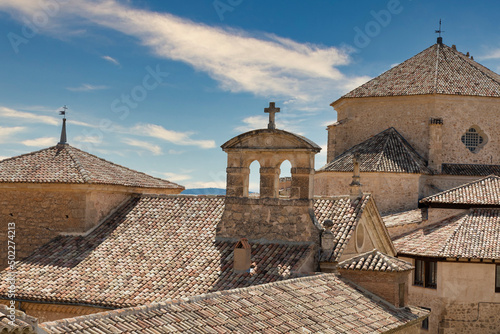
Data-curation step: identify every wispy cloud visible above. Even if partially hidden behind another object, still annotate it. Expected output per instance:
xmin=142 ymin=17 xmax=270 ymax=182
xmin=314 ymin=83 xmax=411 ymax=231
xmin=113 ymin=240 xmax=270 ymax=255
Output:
xmin=21 ymin=137 xmax=57 ymax=147
xmin=0 ymin=126 xmax=25 ymax=143
xmin=66 ymin=84 xmax=110 ymax=92
xmin=0 ymin=106 xmax=59 ymax=125
xmin=122 ymin=138 xmax=163 ymax=155
xmin=479 ymin=48 xmax=500 ymax=60
xmin=133 ymin=123 xmax=216 ymax=149
xmin=74 ymin=135 xmax=102 ymax=144
xmin=158 ymin=171 xmax=192 ymax=182
xmin=102 ymin=55 xmax=120 ymax=66
xmin=0 ymin=0 xmax=366 ymax=106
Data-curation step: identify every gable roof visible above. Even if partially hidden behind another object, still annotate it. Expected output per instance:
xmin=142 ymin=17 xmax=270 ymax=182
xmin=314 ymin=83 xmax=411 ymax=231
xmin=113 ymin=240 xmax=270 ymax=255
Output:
xmin=318 ymin=127 xmax=431 ymax=174
xmin=421 ymin=175 xmax=500 ymax=206
xmin=336 ymin=42 xmax=500 ymax=101
xmin=338 ymin=250 xmax=413 ymax=272
xmin=0 ymin=195 xmax=314 ymax=308
xmin=314 ymin=195 xmax=372 ymax=262
xmin=40 ymin=274 xmax=428 ymax=334
xmin=0 ymin=144 xmax=183 ymax=190
xmin=393 ymin=208 xmax=500 ymax=260
xmin=0 ymin=194 xmax=382 ymax=308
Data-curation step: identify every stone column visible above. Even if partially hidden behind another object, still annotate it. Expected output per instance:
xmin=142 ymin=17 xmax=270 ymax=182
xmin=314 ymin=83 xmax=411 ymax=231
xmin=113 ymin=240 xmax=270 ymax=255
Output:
xmin=291 ymin=167 xmax=314 ymax=199
xmin=428 ymin=118 xmax=443 ymax=173
xmin=226 ymin=167 xmax=250 ymax=197
xmin=260 ymin=167 xmax=279 ymax=198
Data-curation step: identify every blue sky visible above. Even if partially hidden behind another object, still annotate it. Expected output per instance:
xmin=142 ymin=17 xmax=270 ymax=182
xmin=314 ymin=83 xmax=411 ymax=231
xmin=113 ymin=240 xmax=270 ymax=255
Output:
xmin=0 ymin=0 xmax=499 ymax=191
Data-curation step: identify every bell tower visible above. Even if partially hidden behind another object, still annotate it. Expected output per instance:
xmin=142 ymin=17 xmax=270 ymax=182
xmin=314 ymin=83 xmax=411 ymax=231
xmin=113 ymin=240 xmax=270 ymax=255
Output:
xmin=217 ymin=103 xmax=322 ymax=243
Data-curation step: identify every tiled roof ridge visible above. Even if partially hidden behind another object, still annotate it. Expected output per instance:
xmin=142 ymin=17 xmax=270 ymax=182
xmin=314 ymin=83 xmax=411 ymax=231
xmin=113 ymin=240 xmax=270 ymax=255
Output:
xmin=338 ymin=42 xmax=500 ymax=100
xmin=443 ymin=43 xmax=500 ymax=89
xmin=338 ymin=249 xmax=414 ymax=272
xmin=41 ymin=273 xmax=327 ymax=328
xmin=338 ymin=44 xmax=437 ymax=100
xmin=64 ymin=145 xmax=92 ymax=183
xmin=66 ymin=145 xmax=184 ymax=188
xmin=318 ymin=127 xmax=430 ymax=174
xmin=135 ymin=193 xmax=227 ymax=199
xmin=313 ymin=194 xmax=372 ymax=200
xmin=420 ymin=174 xmax=500 ymax=204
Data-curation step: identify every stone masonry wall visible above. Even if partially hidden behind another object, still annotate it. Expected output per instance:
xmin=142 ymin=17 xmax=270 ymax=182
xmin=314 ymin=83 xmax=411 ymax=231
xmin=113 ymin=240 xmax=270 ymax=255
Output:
xmin=0 ymin=300 xmax=108 ymax=323
xmin=439 ymin=302 xmax=500 ymax=334
xmin=0 ymin=184 xmax=130 ymax=269
xmin=339 ymin=270 xmax=410 ymax=308
xmin=217 ymin=197 xmax=320 ymax=243
xmin=331 ymin=95 xmax=500 ymax=166
xmin=314 ymin=172 xmax=421 ymax=214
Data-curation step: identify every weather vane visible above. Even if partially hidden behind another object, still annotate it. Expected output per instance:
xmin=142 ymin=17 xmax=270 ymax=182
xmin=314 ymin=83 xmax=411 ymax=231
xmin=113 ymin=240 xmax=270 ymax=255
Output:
xmin=435 ymin=19 xmax=444 ymax=38
xmin=59 ymin=105 xmax=68 ymax=119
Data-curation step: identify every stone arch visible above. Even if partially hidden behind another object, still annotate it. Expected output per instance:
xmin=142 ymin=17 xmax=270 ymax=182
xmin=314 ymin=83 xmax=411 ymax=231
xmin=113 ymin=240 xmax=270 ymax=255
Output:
xmin=278 ymin=160 xmax=292 ymax=198
xmin=248 ymin=160 xmax=261 ymax=198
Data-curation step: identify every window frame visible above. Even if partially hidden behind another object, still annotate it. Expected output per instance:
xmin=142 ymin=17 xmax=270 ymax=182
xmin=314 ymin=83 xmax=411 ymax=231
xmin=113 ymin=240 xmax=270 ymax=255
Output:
xmin=414 ymin=258 xmax=438 ymax=289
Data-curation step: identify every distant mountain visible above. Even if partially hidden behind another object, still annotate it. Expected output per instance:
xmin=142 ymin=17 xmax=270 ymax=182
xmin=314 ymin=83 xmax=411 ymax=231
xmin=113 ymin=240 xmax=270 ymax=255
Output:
xmin=181 ymin=188 xmax=226 ymax=195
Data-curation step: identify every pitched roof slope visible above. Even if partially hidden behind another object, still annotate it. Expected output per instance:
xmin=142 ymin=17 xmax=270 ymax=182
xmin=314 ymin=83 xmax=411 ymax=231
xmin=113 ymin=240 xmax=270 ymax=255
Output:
xmin=442 ymin=163 xmax=500 ymax=177
xmin=319 ymin=127 xmax=431 ymax=174
xmin=0 ymin=196 xmax=313 ymax=308
xmin=0 ymin=144 xmax=183 ymax=189
xmin=421 ymin=175 xmax=500 ymax=206
xmin=314 ymin=195 xmax=371 ymax=262
xmin=339 ymin=250 xmax=414 ymax=272
xmin=339 ymin=42 xmax=500 ymax=99
xmin=40 ymin=274 xmax=428 ymax=334
xmin=393 ymin=209 xmax=500 ymax=260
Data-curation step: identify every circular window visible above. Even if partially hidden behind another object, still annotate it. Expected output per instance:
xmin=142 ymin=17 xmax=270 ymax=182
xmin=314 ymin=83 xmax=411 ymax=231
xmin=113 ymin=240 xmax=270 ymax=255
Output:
xmin=461 ymin=126 xmax=487 ymax=153
xmin=356 ymin=223 xmax=365 ymax=251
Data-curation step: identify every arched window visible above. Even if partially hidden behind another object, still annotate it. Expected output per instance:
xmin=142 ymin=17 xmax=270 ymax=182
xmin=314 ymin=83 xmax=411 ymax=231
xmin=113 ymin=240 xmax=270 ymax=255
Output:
xmin=278 ymin=160 xmax=292 ymax=198
xmin=248 ymin=160 xmax=260 ymax=198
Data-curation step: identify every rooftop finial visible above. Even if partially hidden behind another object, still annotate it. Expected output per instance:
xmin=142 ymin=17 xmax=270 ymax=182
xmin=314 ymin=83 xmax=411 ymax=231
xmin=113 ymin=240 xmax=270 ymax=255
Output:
xmin=350 ymin=153 xmax=363 ymax=199
xmin=58 ymin=105 xmax=68 ymax=145
xmin=435 ymin=19 xmax=444 ymax=44
xmin=264 ymin=102 xmax=280 ymax=130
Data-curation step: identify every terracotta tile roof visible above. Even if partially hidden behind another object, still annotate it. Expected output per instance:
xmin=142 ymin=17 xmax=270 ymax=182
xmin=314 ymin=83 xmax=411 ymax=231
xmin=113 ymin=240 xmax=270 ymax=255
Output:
xmin=314 ymin=195 xmax=371 ymax=262
xmin=442 ymin=163 xmax=500 ymax=177
xmin=0 ymin=144 xmax=183 ymax=189
xmin=318 ymin=128 xmax=431 ymax=174
xmin=40 ymin=274 xmax=428 ymax=334
xmin=339 ymin=42 xmax=500 ymax=99
xmin=382 ymin=209 xmax=422 ymax=228
xmin=393 ymin=209 xmax=500 ymax=260
xmin=0 ymin=305 xmax=38 ymax=334
xmin=0 ymin=196 xmax=313 ymax=308
xmin=338 ymin=250 xmax=413 ymax=272
xmin=421 ymin=175 xmax=500 ymax=206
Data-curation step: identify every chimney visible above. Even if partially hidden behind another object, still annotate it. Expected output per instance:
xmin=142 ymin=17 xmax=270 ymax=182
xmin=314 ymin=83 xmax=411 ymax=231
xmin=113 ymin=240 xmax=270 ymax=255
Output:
xmin=350 ymin=154 xmax=362 ymax=199
xmin=321 ymin=220 xmax=335 ymax=251
xmin=428 ymin=118 xmax=443 ymax=173
xmin=326 ymin=122 xmax=338 ymax=163
xmin=233 ymin=238 xmax=251 ymax=273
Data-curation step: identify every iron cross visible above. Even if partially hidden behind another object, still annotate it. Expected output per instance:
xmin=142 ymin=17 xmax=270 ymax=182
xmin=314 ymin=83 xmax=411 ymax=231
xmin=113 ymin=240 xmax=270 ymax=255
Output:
xmin=264 ymin=102 xmax=280 ymax=130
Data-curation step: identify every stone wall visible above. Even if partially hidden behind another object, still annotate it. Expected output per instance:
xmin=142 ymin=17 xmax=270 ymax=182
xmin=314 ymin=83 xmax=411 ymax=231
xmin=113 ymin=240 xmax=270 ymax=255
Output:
xmin=314 ymin=172 xmax=421 ymax=214
xmin=330 ymin=95 xmax=500 ymax=166
xmin=0 ymin=183 xmax=131 ymax=269
xmin=339 ymin=270 xmax=410 ymax=308
xmin=217 ymin=197 xmax=320 ymax=243
xmin=400 ymin=257 xmax=500 ymax=334
xmin=440 ymin=302 xmax=500 ymax=334
xmin=0 ymin=300 xmax=108 ymax=323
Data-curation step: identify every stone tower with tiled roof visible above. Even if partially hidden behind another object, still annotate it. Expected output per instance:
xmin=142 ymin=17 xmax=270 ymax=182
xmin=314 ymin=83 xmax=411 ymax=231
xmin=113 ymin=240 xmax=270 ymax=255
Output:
xmin=318 ymin=38 xmax=500 ymax=214
xmin=0 ymin=121 xmax=184 ymax=269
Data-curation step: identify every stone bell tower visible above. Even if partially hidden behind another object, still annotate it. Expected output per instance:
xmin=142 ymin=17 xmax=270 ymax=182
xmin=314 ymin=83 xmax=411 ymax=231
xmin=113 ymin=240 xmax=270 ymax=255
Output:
xmin=217 ymin=102 xmax=322 ymax=243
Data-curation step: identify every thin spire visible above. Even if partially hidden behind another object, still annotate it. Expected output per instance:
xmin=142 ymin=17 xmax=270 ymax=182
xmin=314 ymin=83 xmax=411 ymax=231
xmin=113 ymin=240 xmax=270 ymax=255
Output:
xmin=58 ymin=105 xmax=68 ymax=145
xmin=435 ymin=19 xmax=444 ymax=44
